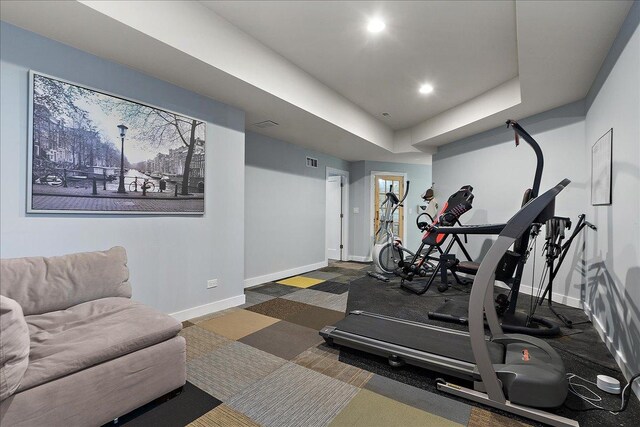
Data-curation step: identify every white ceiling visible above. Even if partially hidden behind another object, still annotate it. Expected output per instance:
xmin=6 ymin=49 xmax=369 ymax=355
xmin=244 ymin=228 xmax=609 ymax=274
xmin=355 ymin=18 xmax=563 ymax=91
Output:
xmin=203 ymin=1 xmax=518 ymax=130
xmin=0 ymin=1 xmax=633 ymax=164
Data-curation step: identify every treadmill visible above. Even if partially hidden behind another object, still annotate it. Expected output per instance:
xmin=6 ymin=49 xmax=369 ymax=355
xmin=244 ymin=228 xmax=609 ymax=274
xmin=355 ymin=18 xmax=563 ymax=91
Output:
xmin=321 ymin=179 xmax=579 ymax=427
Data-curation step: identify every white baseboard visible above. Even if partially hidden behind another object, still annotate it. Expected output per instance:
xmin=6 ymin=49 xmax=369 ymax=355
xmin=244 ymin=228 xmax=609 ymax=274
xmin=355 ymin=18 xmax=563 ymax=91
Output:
xmin=517 ymin=284 xmax=583 ymax=309
xmin=169 ymin=294 xmax=245 ymax=322
xmin=244 ymin=260 xmax=328 ymax=288
xmin=348 ymin=255 xmax=371 ymax=262
xmin=582 ymin=303 xmax=640 ymax=402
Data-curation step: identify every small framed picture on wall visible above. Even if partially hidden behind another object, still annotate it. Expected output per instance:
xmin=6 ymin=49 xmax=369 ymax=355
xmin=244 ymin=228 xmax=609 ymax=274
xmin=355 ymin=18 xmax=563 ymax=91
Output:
xmin=591 ymin=128 xmax=613 ymax=206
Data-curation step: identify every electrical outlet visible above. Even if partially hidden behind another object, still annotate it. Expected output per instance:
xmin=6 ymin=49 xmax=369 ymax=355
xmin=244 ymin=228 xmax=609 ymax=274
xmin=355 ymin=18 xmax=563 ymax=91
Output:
xmin=207 ymin=279 xmax=218 ymax=289
xmin=353 ymin=207 xmax=360 ymax=214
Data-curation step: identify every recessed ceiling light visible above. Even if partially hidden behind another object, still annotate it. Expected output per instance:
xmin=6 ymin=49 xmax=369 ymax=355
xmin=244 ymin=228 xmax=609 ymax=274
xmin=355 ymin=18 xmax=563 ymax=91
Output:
xmin=419 ymin=83 xmax=434 ymax=95
xmin=367 ymin=18 xmax=385 ymax=33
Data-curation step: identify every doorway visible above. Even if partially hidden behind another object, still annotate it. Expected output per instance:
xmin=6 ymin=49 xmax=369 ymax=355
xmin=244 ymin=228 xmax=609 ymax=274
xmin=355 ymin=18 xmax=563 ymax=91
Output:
xmin=373 ymin=174 xmax=405 ymax=242
xmin=326 ymin=167 xmax=349 ymax=261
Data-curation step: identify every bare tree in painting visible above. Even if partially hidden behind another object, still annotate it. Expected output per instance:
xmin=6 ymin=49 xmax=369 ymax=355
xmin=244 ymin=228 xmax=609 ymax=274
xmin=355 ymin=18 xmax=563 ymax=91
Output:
xmin=100 ymin=100 xmax=205 ymax=195
xmin=33 ymin=74 xmax=84 ymax=118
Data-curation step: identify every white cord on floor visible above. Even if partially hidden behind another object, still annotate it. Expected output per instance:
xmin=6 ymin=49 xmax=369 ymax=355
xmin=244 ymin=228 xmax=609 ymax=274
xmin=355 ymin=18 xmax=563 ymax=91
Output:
xmin=567 ymin=373 xmax=620 ymax=415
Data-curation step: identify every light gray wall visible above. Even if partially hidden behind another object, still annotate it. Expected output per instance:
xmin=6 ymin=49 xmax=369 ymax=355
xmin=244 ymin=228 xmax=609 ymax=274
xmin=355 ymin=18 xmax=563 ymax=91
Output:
xmin=433 ymin=102 xmax=589 ymax=306
xmin=583 ymin=3 xmax=639 ymax=393
xmin=0 ymin=22 xmax=245 ymax=315
xmin=350 ymin=160 xmax=432 ymax=260
xmin=431 ymin=2 xmax=639 ymax=394
xmin=244 ymin=131 xmax=349 ymax=282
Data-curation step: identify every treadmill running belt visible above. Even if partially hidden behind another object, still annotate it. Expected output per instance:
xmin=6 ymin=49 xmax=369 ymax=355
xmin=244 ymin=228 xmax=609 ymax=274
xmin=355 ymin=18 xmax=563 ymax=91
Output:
xmin=333 ymin=314 xmax=504 ymax=364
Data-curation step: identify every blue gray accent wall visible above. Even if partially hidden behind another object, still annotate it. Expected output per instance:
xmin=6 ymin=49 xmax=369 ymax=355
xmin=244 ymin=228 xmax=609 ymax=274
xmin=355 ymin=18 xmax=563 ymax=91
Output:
xmin=244 ymin=131 xmax=349 ymax=284
xmin=349 ymin=160 xmax=432 ymax=260
xmin=0 ymin=22 xmax=246 ymax=316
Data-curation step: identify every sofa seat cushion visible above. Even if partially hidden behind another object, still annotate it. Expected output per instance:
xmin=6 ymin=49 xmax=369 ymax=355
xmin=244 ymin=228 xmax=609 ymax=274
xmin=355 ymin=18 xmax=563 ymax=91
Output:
xmin=18 ymin=297 xmax=181 ymax=392
xmin=0 ymin=296 xmax=30 ymax=401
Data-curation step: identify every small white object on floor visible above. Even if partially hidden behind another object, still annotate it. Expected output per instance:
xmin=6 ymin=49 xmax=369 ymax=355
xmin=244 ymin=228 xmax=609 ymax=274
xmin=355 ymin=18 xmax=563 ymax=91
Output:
xmin=597 ymin=375 xmax=621 ymax=394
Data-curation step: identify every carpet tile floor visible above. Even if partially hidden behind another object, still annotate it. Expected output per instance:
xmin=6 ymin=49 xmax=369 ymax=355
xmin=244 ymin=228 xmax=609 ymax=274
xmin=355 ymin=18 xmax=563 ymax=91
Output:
xmin=124 ymin=260 xmax=627 ymax=426
xmin=157 ymin=261 xmax=530 ymax=427
xmin=174 ymin=261 xmax=538 ymax=426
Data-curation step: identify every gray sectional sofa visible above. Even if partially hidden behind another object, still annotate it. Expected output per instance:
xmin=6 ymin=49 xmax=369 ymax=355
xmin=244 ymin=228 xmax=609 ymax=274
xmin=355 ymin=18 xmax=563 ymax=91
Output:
xmin=0 ymin=247 xmax=186 ymax=426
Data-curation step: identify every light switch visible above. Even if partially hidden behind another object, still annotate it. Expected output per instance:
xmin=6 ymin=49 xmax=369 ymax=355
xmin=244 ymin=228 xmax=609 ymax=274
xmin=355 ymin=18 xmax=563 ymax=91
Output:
xmin=353 ymin=207 xmax=360 ymax=214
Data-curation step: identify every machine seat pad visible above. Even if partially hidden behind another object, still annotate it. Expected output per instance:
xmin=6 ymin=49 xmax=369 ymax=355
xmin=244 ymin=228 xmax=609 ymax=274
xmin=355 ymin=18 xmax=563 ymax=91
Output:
xmin=19 ymin=297 xmax=181 ymax=392
xmin=457 ymin=261 xmax=480 ymax=274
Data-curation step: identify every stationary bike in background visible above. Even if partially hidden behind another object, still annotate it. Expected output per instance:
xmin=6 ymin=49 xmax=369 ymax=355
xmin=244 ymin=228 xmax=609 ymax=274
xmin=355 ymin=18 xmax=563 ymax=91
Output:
xmin=372 ymin=181 xmax=410 ymax=275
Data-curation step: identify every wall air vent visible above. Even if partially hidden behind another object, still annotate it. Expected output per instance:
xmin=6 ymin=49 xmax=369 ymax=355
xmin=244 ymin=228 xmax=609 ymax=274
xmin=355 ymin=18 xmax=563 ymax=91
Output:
xmin=253 ymin=120 xmax=279 ymax=128
xmin=306 ymin=157 xmax=318 ymax=168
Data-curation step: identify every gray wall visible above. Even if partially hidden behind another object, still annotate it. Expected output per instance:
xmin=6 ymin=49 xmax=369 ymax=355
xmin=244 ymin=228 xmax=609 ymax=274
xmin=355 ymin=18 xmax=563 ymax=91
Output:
xmin=584 ymin=3 xmax=639 ymax=393
xmin=244 ymin=131 xmax=348 ymax=283
xmin=432 ymin=2 xmax=639 ymax=393
xmin=350 ymin=161 xmax=432 ymax=260
xmin=0 ymin=22 xmax=246 ymax=315
xmin=433 ymin=102 xmax=589 ymax=306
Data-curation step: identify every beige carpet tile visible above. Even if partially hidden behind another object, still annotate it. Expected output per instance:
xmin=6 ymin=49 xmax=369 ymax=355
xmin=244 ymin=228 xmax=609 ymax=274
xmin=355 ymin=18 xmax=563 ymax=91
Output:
xmin=179 ymin=325 xmax=233 ymax=361
xmin=228 ymin=362 xmax=359 ymax=427
xmin=187 ymin=404 xmax=261 ymax=427
xmin=283 ymin=304 xmax=345 ymax=331
xmin=241 ymin=290 xmax=276 ymax=308
xmin=198 ymin=308 xmax=280 ymax=340
xmin=364 ymin=374 xmax=471 ymax=425
xmin=277 ymin=276 xmax=325 ymax=288
xmin=467 ymin=407 xmax=532 ymax=427
xmin=187 ymin=341 xmax=287 ymax=401
xmin=245 ymin=298 xmax=311 ymax=320
xmin=189 ymin=307 xmax=242 ymax=324
xmin=292 ymin=346 xmax=373 ymax=387
xmin=239 ymin=320 xmax=324 ymax=360
xmin=328 ymin=389 xmax=463 ymax=427
xmin=182 ymin=320 xmax=195 ymax=328
xmin=281 ymin=288 xmax=348 ymax=311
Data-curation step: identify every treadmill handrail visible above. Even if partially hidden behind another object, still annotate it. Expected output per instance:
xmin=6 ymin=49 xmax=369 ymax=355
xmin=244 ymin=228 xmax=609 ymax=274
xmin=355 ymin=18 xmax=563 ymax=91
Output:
xmin=468 ymin=179 xmax=570 ymax=404
xmin=507 ymin=120 xmax=543 ymax=199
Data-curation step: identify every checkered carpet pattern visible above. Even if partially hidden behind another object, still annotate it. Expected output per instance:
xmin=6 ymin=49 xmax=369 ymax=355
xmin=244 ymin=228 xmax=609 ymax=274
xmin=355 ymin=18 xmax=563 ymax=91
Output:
xmin=180 ymin=261 xmax=527 ymax=427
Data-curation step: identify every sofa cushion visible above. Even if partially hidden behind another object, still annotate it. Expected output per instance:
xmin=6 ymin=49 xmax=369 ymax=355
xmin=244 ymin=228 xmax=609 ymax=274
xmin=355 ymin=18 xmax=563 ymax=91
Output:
xmin=17 ymin=297 xmax=181 ymax=392
xmin=0 ymin=296 xmax=30 ymax=401
xmin=0 ymin=247 xmax=132 ymax=316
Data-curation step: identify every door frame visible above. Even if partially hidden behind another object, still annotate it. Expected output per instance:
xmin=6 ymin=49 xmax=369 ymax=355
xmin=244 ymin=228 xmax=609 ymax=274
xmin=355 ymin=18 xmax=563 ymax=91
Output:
xmin=326 ymin=167 xmax=349 ymax=262
xmin=369 ymin=171 xmax=408 ymax=259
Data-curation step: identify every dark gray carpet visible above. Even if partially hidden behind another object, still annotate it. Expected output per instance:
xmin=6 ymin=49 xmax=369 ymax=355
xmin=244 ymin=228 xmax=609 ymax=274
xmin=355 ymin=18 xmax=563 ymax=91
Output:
xmin=106 ymin=382 xmax=221 ymax=426
xmin=339 ymin=275 xmax=640 ymax=427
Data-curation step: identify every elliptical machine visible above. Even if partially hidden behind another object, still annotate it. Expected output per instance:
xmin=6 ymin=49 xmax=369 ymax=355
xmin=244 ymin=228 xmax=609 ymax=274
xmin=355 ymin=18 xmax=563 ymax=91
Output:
xmin=372 ymin=181 xmax=410 ymax=274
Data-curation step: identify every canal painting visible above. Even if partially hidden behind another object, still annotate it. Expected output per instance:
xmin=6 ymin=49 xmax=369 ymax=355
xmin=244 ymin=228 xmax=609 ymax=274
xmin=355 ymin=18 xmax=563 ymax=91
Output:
xmin=28 ymin=71 xmax=206 ymax=214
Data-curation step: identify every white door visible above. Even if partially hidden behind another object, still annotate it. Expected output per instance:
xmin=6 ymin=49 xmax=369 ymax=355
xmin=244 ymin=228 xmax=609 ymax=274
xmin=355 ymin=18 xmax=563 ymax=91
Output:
xmin=326 ymin=176 xmax=342 ymax=260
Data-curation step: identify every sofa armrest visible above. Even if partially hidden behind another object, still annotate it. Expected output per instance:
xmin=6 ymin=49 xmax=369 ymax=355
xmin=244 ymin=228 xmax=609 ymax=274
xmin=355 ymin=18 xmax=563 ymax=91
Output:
xmin=0 ymin=247 xmax=131 ymax=316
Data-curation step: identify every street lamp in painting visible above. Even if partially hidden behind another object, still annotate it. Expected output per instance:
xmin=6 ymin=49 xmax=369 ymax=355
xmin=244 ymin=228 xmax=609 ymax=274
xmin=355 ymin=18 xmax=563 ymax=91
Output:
xmin=116 ymin=124 xmax=128 ymax=193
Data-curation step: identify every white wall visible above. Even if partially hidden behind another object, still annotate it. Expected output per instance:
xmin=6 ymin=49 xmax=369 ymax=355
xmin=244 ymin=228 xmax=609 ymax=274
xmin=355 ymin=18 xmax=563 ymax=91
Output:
xmin=583 ymin=3 xmax=640 ymax=394
xmin=432 ymin=102 xmax=589 ymax=307
xmin=244 ymin=132 xmax=349 ymax=286
xmin=0 ymin=23 xmax=246 ymax=319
